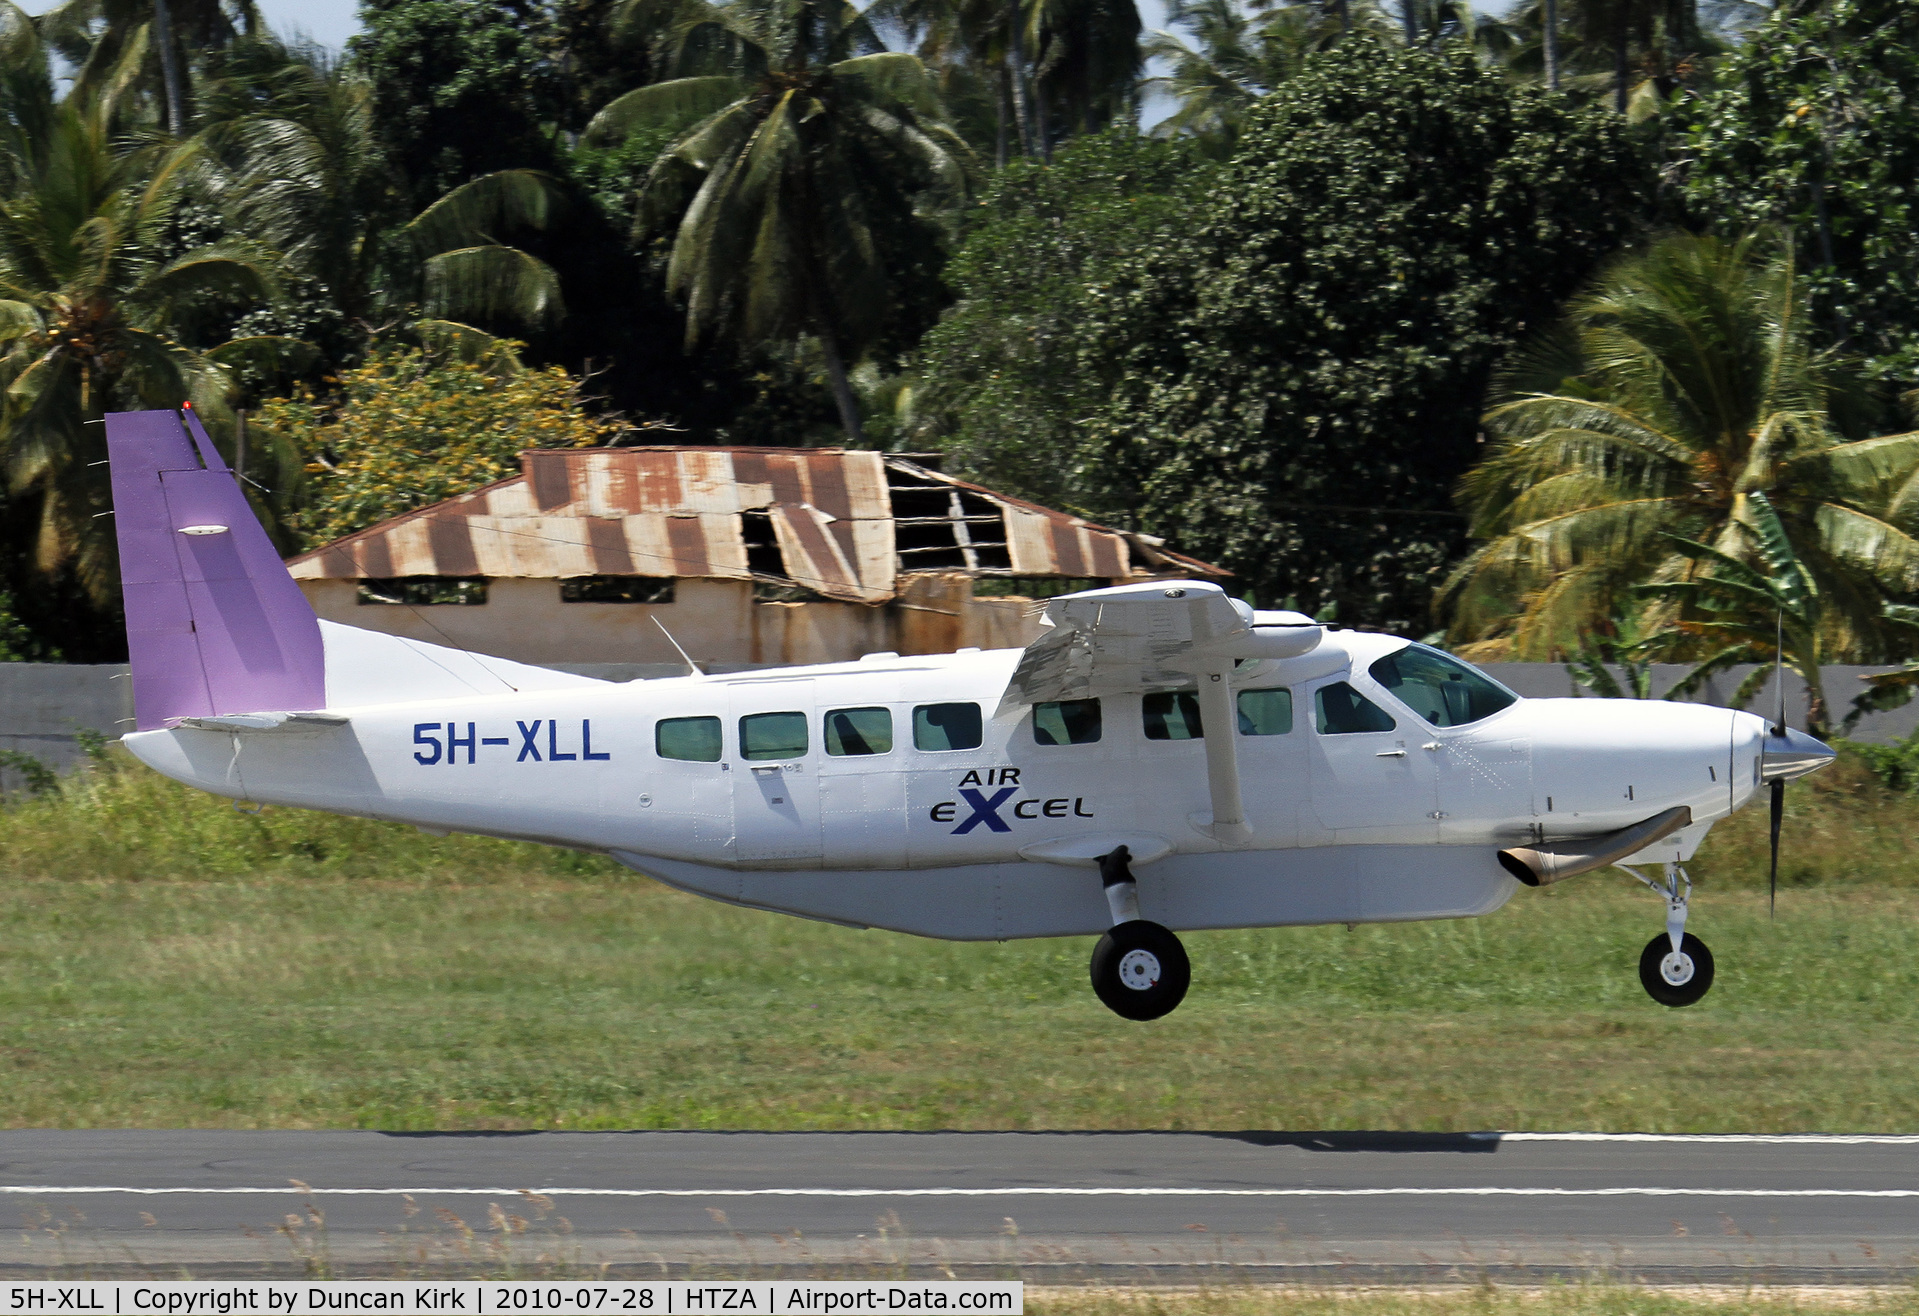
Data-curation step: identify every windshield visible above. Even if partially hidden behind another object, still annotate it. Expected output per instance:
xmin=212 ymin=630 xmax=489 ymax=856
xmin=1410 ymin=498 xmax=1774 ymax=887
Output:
xmin=1368 ymin=645 xmax=1517 ymax=728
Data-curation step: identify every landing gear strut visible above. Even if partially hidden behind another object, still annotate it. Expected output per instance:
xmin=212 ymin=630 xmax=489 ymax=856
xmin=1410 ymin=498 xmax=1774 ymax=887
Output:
xmin=1089 ymin=846 xmax=1190 ymax=1021
xmin=1619 ymin=861 xmax=1714 ymax=1007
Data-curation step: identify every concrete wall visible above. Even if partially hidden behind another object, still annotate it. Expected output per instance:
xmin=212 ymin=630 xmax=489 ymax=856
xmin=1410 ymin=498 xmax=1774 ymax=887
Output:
xmin=0 ymin=662 xmax=134 ymax=789
xmin=1490 ymin=662 xmax=1919 ymax=744
xmin=298 ymin=572 xmax=1051 ymax=668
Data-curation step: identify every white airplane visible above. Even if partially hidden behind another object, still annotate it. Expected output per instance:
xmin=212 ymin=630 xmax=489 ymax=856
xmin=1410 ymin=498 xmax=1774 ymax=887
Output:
xmin=107 ymin=407 xmax=1836 ymax=1019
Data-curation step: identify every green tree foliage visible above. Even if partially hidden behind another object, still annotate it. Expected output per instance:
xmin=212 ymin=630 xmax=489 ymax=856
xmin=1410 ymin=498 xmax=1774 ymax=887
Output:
xmin=263 ymin=343 xmax=630 ymax=548
xmin=1445 ymin=232 xmax=1919 ymax=664
xmin=1671 ymin=0 xmax=1919 ymax=384
xmin=588 ymin=0 xmax=971 ymax=441
xmin=0 ymin=9 xmax=293 ymax=607
xmin=1143 ymin=0 xmax=1344 ymax=151
xmin=38 ymin=0 xmax=260 ymax=135
xmin=906 ymin=130 xmax=1205 ymax=507
xmin=1641 ymin=492 xmax=1839 ymax=735
xmin=1051 ymin=41 xmax=1646 ymax=631
xmin=189 ymin=35 xmax=395 ymax=335
xmin=350 ymin=0 xmax=564 ymax=214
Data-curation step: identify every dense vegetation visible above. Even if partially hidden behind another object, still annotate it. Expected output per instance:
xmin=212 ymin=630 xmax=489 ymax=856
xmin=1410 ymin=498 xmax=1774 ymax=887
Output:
xmin=2 ymin=0 xmax=1918 ymax=700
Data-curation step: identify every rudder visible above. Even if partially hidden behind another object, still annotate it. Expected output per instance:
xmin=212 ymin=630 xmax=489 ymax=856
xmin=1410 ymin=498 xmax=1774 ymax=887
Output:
xmin=107 ymin=407 xmax=326 ymax=730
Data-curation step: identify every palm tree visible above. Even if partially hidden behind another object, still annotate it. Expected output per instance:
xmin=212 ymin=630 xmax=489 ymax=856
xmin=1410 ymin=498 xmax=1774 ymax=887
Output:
xmin=1441 ymin=231 xmax=1919 ymax=666
xmin=187 ymin=35 xmax=391 ymax=323
xmin=1030 ymin=0 xmax=1141 ymax=142
xmin=0 ymin=9 xmax=288 ymax=600
xmin=588 ymin=0 xmax=971 ymax=441
xmin=1641 ymin=492 xmax=1838 ymax=735
xmin=1496 ymin=0 xmax=1712 ymax=112
xmin=39 ymin=0 xmax=262 ymax=135
xmin=1143 ymin=0 xmax=1341 ymax=148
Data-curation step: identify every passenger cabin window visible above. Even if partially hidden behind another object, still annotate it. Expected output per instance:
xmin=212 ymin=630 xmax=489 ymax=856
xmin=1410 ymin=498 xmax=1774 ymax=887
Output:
xmin=1237 ymin=688 xmax=1293 ymax=736
xmin=656 ymin=716 xmax=721 ymax=762
xmin=1034 ymin=699 xmax=1102 ymax=746
xmin=1315 ymin=682 xmax=1396 ymax=735
xmin=1369 ymin=645 xmax=1517 ymax=728
xmin=825 ymin=707 xmax=893 ymax=756
xmin=740 ymin=711 xmax=808 ymax=760
xmin=914 ymin=703 xmax=983 ymax=751
xmin=1143 ymin=691 xmax=1203 ymax=740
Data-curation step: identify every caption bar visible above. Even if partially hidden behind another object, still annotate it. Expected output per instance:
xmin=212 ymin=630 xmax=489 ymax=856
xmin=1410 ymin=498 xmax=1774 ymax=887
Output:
xmin=2 ymin=1285 xmax=1022 ymax=1316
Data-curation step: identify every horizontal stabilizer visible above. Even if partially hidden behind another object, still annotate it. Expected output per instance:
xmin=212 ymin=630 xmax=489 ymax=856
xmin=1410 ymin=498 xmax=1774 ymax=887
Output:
xmin=174 ymin=712 xmax=351 ymax=733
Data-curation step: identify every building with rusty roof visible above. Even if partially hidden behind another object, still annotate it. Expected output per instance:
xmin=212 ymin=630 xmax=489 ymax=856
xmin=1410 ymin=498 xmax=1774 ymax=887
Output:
xmin=285 ymin=447 xmax=1225 ymax=670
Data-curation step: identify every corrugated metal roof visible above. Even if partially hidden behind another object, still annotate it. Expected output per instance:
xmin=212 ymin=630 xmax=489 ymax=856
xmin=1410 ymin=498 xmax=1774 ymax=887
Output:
xmin=286 ymin=448 xmax=1224 ymax=603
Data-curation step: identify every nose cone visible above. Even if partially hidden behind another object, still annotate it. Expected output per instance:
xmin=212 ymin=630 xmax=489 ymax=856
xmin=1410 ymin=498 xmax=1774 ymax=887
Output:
xmin=1761 ymin=725 xmax=1837 ymax=782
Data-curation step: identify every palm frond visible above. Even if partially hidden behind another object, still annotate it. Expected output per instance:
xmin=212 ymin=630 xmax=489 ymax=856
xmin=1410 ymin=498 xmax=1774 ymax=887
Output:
xmin=406 ymin=169 xmax=567 ymax=257
xmin=583 ymin=76 xmax=747 ymax=146
xmin=422 ymin=245 xmax=565 ymax=331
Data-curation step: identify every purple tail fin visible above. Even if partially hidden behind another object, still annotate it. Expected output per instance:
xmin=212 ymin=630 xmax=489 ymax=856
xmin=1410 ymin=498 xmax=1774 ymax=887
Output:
xmin=108 ymin=408 xmax=326 ymax=730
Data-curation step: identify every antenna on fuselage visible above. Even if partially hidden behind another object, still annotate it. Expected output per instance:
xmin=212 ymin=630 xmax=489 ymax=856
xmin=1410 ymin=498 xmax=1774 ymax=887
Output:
xmin=653 ymin=617 xmax=705 ymax=677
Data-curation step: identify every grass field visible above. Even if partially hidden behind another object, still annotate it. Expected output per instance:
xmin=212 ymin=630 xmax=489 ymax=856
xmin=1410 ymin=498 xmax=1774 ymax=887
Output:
xmin=1 ymin=748 xmax=1918 ymax=1129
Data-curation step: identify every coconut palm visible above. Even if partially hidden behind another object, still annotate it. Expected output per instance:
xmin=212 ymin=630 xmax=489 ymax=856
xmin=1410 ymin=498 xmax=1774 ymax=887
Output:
xmin=1441 ymin=231 xmax=1919 ymax=666
xmin=1496 ymin=0 xmax=1714 ymax=112
xmin=39 ymin=0 xmax=262 ymax=135
xmin=1143 ymin=0 xmax=1340 ymax=147
xmin=0 ymin=12 xmax=288 ymax=600
xmin=588 ymin=0 xmax=971 ymax=441
xmin=187 ymin=36 xmax=391 ymax=322
xmin=1029 ymin=0 xmax=1141 ymax=142
xmin=1641 ymin=492 xmax=1838 ymax=734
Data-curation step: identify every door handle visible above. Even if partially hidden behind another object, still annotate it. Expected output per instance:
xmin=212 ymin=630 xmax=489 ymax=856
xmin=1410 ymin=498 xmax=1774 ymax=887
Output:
xmin=1376 ymin=749 xmax=1406 ymax=758
xmin=1423 ymin=742 xmax=1441 ymax=751
xmin=750 ymin=764 xmax=781 ymax=775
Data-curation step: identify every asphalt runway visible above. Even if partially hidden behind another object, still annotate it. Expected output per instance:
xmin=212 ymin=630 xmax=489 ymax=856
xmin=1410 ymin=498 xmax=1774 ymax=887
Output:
xmin=2 ymin=1130 xmax=1917 ymax=1282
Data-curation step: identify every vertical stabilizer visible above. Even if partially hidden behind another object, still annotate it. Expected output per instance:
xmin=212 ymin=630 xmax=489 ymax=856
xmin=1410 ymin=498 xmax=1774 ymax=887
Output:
xmin=108 ymin=408 xmax=326 ymax=729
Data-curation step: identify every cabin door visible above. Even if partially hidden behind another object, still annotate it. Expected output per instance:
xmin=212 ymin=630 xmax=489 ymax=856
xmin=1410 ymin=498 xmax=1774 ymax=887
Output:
xmin=729 ymin=679 xmax=823 ymax=863
xmin=1304 ymin=677 xmax=1440 ymax=843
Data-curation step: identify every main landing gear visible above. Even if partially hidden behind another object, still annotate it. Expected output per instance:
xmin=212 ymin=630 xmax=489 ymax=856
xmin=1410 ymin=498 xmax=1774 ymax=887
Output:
xmin=1090 ymin=846 xmax=1190 ymax=1021
xmin=1620 ymin=861 xmax=1715 ymax=1007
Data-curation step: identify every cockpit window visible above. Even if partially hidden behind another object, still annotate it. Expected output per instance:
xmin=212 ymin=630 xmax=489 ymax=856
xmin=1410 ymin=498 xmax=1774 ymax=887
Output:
xmin=1368 ymin=645 xmax=1517 ymax=728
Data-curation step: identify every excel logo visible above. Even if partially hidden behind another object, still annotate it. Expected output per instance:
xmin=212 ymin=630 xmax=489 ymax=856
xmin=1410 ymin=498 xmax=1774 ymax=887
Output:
xmin=926 ymin=769 xmax=1095 ymax=832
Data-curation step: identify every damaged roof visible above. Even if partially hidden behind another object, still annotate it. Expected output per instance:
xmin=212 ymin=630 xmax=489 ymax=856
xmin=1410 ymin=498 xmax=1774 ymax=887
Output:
xmin=285 ymin=447 xmax=1225 ymax=604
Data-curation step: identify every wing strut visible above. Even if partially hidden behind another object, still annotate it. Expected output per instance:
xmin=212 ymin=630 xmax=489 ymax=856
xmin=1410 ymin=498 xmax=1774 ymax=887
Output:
xmin=1190 ymin=598 xmax=1252 ymax=846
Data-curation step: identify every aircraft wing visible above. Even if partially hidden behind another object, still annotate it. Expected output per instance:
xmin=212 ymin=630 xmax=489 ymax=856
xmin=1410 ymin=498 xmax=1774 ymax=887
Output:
xmin=995 ymin=580 xmax=1322 ymax=847
xmin=995 ymin=580 xmax=1319 ymax=716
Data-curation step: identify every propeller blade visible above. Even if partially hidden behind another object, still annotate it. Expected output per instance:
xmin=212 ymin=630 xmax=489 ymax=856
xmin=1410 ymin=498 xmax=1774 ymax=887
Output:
xmin=1768 ymin=777 xmax=1784 ymax=918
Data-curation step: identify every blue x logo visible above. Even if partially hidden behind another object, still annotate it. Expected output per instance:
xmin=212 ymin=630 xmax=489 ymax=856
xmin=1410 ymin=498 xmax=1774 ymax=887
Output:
xmin=952 ymin=787 xmax=1017 ymax=834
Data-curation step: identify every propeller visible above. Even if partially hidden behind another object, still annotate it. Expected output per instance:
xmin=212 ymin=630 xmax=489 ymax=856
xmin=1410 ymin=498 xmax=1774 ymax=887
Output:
xmin=1768 ymin=775 xmax=1783 ymax=918
xmin=1769 ymin=608 xmax=1784 ymax=919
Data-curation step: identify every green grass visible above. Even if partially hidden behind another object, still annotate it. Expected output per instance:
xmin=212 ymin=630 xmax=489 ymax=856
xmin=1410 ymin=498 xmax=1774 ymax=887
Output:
xmin=0 ymin=749 xmax=1917 ymax=1129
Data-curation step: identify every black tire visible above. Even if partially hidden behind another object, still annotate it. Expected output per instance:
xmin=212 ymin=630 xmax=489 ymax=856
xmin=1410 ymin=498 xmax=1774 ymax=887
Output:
xmin=1638 ymin=932 xmax=1715 ymax=1007
xmin=1090 ymin=920 xmax=1191 ymax=1021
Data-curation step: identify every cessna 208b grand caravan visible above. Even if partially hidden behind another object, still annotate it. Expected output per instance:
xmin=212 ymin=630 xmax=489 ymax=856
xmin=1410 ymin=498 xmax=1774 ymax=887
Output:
xmin=107 ymin=407 xmax=1836 ymax=1019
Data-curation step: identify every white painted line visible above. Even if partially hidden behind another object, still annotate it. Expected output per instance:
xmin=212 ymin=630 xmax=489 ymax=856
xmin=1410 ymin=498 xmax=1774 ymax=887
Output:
xmin=0 ymin=1186 xmax=1917 ymax=1199
xmin=1496 ymin=1133 xmax=1919 ymax=1145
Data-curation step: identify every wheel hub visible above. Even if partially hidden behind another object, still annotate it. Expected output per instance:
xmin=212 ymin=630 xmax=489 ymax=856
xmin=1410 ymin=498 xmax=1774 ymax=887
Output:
xmin=1116 ymin=948 xmax=1162 ymax=991
xmin=1659 ymin=951 xmax=1695 ymax=987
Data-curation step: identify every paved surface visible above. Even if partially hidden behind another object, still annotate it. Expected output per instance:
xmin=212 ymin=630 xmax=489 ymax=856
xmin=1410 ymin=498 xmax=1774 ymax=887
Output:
xmin=3 ymin=1130 xmax=1918 ymax=1281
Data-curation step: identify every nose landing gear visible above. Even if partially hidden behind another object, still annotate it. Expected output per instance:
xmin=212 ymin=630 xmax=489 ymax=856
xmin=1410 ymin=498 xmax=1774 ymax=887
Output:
xmin=1620 ymin=860 xmax=1714 ymax=1007
xmin=1090 ymin=846 xmax=1190 ymax=1021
